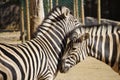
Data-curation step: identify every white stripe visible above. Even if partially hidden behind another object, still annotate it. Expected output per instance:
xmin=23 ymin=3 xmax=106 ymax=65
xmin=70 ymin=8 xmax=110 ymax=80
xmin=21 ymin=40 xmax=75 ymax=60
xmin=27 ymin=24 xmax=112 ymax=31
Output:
xmin=107 ymin=25 xmax=113 ymax=65
xmin=113 ymin=27 xmax=120 ymax=71
xmin=95 ymin=26 xmax=101 ymax=58
xmin=40 ymin=35 xmax=59 ymax=73
xmin=88 ymin=27 xmax=93 ymax=55
xmin=26 ymin=41 xmax=38 ymax=77
xmin=101 ymin=26 xmax=107 ymax=62
xmin=91 ymin=27 xmax=97 ymax=56
xmin=0 ymin=48 xmax=22 ymax=80
xmin=19 ymin=45 xmax=33 ymax=79
xmin=0 ymin=58 xmax=13 ymax=80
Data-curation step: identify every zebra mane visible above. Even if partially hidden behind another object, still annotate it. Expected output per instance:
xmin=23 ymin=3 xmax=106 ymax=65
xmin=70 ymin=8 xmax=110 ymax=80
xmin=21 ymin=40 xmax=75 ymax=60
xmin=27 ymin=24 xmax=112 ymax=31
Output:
xmin=36 ymin=6 xmax=70 ymax=29
xmin=68 ymin=23 xmax=118 ymax=35
xmin=34 ymin=6 xmax=69 ymax=37
xmin=65 ymin=23 xmax=118 ymax=43
xmin=44 ymin=6 xmax=67 ymax=20
xmin=80 ymin=23 xmax=117 ymax=28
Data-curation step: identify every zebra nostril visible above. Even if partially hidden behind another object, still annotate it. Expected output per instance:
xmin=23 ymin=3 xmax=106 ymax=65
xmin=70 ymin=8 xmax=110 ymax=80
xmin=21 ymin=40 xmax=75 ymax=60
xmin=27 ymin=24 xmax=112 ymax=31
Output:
xmin=60 ymin=59 xmax=72 ymax=73
xmin=59 ymin=59 xmax=68 ymax=73
xmin=60 ymin=64 xmax=69 ymax=73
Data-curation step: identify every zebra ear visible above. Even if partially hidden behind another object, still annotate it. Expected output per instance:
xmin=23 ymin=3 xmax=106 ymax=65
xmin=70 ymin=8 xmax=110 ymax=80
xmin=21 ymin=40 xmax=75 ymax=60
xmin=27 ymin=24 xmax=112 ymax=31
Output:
xmin=62 ymin=7 xmax=70 ymax=17
xmin=74 ymin=33 xmax=89 ymax=43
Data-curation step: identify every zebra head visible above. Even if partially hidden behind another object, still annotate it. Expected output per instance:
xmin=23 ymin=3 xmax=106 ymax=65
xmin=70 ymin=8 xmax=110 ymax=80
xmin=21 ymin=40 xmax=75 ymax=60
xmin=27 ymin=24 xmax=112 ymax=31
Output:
xmin=60 ymin=32 xmax=89 ymax=73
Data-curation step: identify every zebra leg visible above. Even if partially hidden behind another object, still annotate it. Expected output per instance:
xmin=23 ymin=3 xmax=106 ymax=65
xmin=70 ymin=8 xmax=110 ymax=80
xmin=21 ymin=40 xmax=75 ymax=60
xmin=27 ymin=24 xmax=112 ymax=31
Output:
xmin=38 ymin=66 xmax=54 ymax=80
xmin=45 ymin=71 xmax=54 ymax=80
xmin=38 ymin=75 xmax=53 ymax=80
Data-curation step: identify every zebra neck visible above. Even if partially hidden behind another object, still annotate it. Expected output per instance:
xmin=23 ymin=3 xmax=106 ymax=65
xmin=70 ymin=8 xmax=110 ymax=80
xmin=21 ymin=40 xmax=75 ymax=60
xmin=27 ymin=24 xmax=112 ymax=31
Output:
xmin=36 ymin=34 xmax=67 ymax=56
xmin=34 ymin=35 xmax=67 ymax=75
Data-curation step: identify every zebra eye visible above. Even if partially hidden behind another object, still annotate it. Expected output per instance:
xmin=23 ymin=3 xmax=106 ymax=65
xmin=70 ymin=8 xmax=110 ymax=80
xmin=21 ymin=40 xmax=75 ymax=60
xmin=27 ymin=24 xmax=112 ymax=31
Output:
xmin=70 ymin=11 xmax=73 ymax=14
xmin=72 ymin=47 xmax=76 ymax=50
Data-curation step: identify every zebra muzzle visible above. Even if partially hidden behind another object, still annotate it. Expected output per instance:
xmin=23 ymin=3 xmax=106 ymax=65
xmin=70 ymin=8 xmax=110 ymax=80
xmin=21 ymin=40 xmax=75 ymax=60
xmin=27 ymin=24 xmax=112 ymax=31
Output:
xmin=59 ymin=59 xmax=70 ymax=73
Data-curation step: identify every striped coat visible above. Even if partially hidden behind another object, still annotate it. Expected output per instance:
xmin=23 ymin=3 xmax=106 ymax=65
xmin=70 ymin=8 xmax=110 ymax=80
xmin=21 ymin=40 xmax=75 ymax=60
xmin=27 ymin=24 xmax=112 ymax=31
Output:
xmin=0 ymin=6 xmax=80 ymax=80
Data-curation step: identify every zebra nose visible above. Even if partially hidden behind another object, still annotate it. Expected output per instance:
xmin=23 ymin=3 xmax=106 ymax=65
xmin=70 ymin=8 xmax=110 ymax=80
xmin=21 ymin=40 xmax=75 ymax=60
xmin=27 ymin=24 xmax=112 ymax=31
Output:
xmin=60 ymin=65 xmax=69 ymax=73
xmin=59 ymin=59 xmax=69 ymax=73
xmin=60 ymin=67 xmax=69 ymax=73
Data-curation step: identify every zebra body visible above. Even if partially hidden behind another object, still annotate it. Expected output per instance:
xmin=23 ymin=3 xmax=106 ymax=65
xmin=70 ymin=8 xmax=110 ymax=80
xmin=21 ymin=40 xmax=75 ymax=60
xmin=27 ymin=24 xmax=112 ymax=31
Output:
xmin=0 ymin=41 xmax=50 ymax=80
xmin=0 ymin=6 xmax=80 ymax=80
xmin=60 ymin=24 xmax=120 ymax=74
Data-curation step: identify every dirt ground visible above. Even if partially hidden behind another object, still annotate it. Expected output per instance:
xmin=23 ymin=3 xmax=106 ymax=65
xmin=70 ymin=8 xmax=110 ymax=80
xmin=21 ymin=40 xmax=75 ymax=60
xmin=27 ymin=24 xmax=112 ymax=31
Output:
xmin=0 ymin=31 xmax=21 ymax=44
xmin=55 ymin=57 xmax=120 ymax=80
xmin=0 ymin=31 xmax=120 ymax=80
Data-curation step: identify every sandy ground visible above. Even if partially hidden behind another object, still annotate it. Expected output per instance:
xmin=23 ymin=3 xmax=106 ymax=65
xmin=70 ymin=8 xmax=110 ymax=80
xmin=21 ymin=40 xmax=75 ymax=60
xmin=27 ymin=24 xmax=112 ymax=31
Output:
xmin=55 ymin=57 xmax=120 ymax=80
xmin=0 ymin=31 xmax=120 ymax=80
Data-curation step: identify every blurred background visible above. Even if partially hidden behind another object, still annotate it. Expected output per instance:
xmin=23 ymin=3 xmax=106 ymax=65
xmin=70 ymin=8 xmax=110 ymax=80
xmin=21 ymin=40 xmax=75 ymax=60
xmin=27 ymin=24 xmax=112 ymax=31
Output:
xmin=0 ymin=0 xmax=120 ymax=33
xmin=0 ymin=0 xmax=120 ymax=79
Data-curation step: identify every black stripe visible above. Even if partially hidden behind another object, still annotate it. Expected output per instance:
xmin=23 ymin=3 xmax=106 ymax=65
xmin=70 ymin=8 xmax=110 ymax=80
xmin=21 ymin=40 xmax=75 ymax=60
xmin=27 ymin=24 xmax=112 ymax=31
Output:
xmin=97 ymin=35 xmax=102 ymax=61
xmin=18 ymin=45 xmax=31 ymax=80
xmin=35 ymin=37 xmax=57 ymax=73
xmin=91 ymin=26 xmax=97 ymax=57
xmin=38 ymin=35 xmax=60 ymax=73
xmin=40 ymin=31 xmax=60 ymax=55
xmin=0 ymin=59 xmax=17 ymax=80
xmin=23 ymin=42 xmax=35 ymax=79
xmin=38 ymin=51 xmax=48 ymax=77
xmin=50 ymin=14 xmax=65 ymax=22
xmin=93 ymin=36 xmax=97 ymax=57
xmin=111 ymin=25 xmax=114 ymax=33
xmin=26 ymin=42 xmax=36 ymax=78
xmin=1 ymin=44 xmax=27 ymax=70
xmin=0 ymin=46 xmax=25 ymax=80
xmin=0 ymin=70 xmax=7 ymax=80
xmin=111 ymin=34 xmax=117 ymax=67
xmin=35 ymin=37 xmax=61 ymax=73
xmin=39 ymin=22 xmax=64 ymax=40
xmin=30 ymin=40 xmax=40 ymax=72
xmin=38 ymin=35 xmax=58 ymax=59
xmin=90 ymin=27 xmax=94 ymax=56
xmin=45 ymin=6 xmax=61 ymax=19
xmin=43 ymin=27 xmax=63 ymax=50
xmin=104 ymin=34 xmax=110 ymax=64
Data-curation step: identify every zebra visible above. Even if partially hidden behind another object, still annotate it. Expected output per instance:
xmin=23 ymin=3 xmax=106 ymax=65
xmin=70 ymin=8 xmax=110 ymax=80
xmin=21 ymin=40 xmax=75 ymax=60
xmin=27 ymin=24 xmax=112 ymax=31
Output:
xmin=60 ymin=24 xmax=120 ymax=74
xmin=0 ymin=6 xmax=81 ymax=80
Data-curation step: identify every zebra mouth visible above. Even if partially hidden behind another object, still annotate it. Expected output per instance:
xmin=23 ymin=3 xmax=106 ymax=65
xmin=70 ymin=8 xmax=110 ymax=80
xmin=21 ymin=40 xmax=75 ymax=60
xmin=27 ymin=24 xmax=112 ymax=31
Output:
xmin=60 ymin=66 xmax=69 ymax=73
xmin=59 ymin=60 xmax=70 ymax=73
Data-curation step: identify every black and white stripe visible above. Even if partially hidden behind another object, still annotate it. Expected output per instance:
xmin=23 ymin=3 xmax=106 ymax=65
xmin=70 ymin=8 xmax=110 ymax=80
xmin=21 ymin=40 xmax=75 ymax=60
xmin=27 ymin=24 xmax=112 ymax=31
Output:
xmin=0 ymin=6 xmax=81 ymax=80
xmin=60 ymin=24 xmax=120 ymax=74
